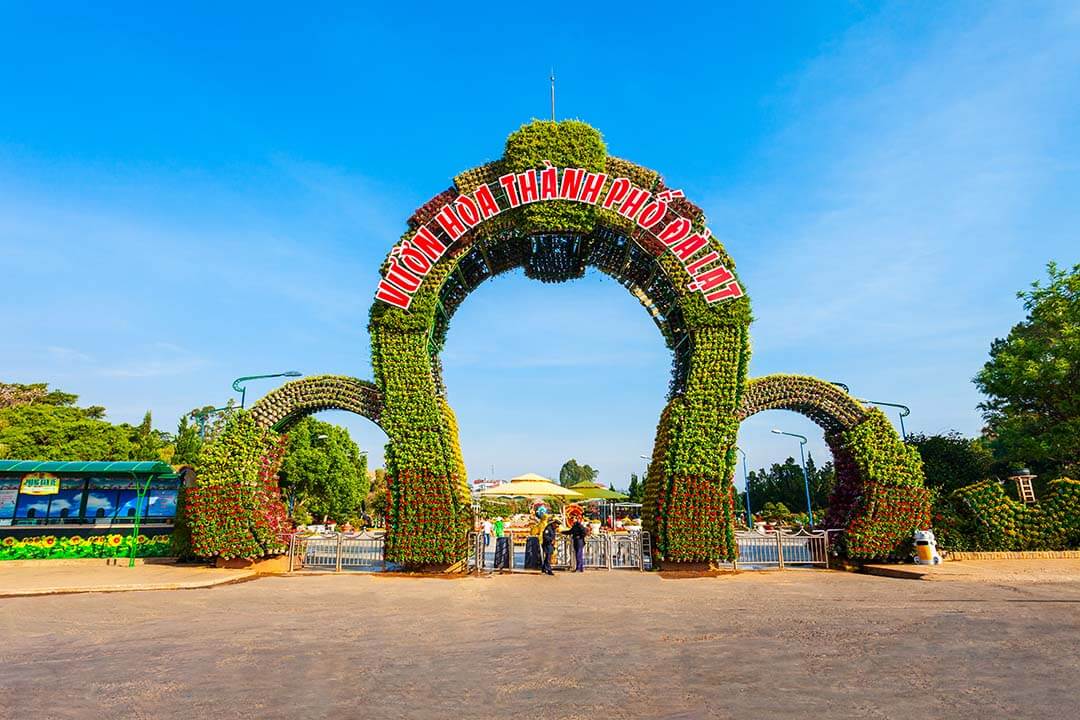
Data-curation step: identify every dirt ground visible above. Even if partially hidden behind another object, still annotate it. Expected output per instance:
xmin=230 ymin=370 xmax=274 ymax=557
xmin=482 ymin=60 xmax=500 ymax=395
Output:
xmin=1 ymin=567 xmax=1078 ymax=720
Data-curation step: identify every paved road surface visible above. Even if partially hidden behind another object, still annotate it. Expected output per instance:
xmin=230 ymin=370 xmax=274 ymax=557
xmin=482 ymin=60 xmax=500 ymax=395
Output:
xmin=1 ymin=569 xmax=1077 ymax=719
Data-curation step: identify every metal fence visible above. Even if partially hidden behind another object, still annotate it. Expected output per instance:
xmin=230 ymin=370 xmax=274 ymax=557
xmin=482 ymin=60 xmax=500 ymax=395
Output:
xmin=472 ymin=531 xmax=651 ymax=573
xmin=288 ymin=533 xmax=387 ymax=572
xmin=288 ymin=528 xmax=832 ymax=574
xmin=734 ymin=528 xmax=830 ymax=569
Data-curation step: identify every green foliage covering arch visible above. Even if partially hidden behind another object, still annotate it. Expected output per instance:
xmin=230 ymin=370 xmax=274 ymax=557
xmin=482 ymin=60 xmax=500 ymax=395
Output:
xmin=249 ymin=375 xmax=384 ymax=433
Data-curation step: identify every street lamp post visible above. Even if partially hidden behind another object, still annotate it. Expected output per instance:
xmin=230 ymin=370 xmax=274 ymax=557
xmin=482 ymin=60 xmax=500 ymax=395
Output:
xmin=735 ymin=447 xmax=752 ymax=528
xmin=232 ymin=371 xmax=303 ymax=408
xmin=771 ymin=428 xmax=815 ymax=527
xmin=858 ymin=399 xmax=911 ymax=440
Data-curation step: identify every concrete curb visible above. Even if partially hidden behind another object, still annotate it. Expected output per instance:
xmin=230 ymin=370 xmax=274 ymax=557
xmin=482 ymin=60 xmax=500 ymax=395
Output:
xmin=0 ymin=571 xmax=260 ymax=598
xmin=0 ymin=557 xmax=182 ymax=569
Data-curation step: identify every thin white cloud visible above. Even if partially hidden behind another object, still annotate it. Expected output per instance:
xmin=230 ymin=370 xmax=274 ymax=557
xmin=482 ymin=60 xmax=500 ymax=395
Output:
xmin=46 ymin=346 xmax=93 ymax=363
xmin=705 ymin=1 xmax=1080 ymax=453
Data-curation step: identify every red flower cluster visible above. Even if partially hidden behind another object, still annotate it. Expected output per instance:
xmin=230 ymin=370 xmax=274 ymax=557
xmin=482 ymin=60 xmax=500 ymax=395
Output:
xmin=408 ymin=187 xmax=458 ymax=229
xmin=844 ymin=483 xmax=931 ymax=559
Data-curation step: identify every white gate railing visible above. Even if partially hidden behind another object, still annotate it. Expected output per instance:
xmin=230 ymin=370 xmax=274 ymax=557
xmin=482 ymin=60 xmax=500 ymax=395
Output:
xmin=288 ymin=533 xmax=386 ymax=572
xmin=474 ymin=531 xmax=651 ymax=573
xmin=734 ymin=528 xmax=831 ymax=569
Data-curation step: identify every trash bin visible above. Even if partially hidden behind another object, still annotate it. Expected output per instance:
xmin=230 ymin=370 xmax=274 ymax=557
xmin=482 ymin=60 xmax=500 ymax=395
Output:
xmin=524 ymin=537 xmax=542 ymax=569
xmin=913 ymin=529 xmax=942 ymax=565
xmin=493 ymin=536 xmax=511 ymax=569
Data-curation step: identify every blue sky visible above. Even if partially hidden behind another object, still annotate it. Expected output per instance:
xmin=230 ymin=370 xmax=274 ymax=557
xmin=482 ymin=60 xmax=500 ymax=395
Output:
xmin=2 ymin=2 xmax=1077 ymax=489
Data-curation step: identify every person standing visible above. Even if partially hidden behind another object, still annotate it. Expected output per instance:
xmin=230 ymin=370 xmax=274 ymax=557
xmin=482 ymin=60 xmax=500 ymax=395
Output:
xmin=562 ymin=516 xmax=589 ymax=572
xmin=540 ymin=513 xmax=558 ymax=576
xmin=493 ymin=516 xmax=504 ymax=539
xmin=481 ymin=518 xmax=493 ymax=548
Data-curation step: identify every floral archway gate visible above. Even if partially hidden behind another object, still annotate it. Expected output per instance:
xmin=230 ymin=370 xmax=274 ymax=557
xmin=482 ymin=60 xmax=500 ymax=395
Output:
xmin=366 ymin=120 xmax=750 ymax=568
xmin=246 ymin=120 xmax=928 ymax=568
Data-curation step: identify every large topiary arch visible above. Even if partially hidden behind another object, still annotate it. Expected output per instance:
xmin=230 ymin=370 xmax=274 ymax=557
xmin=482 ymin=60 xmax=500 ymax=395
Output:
xmin=368 ymin=121 xmax=751 ymax=567
xmin=237 ymin=120 xmax=928 ymax=568
xmin=738 ymin=375 xmax=930 ymax=559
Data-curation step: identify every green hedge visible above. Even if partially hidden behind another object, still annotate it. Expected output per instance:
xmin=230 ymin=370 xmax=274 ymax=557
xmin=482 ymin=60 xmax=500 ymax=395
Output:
xmin=942 ymin=477 xmax=1080 ymax=551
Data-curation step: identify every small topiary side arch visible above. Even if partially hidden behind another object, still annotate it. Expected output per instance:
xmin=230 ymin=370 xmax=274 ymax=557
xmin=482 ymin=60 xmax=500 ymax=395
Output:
xmin=249 ymin=375 xmax=384 ymax=433
xmin=738 ymin=374 xmax=930 ymax=558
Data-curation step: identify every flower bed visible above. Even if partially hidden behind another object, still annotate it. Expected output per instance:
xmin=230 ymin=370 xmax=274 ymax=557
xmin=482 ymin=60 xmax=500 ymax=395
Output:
xmin=0 ymin=533 xmax=172 ymax=561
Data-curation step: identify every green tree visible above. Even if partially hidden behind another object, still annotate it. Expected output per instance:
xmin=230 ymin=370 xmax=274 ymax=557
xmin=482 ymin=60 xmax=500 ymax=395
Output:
xmin=559 ymin=458 xmax=583 ymax=486
xmin=975 ymin=262 xmax=1080 ymax=478
xmin=130 ymin=410 xmax=170 ymax=461
xmin=0 ymin=403 xmax=137 ymax=460
xmin=559 ymin=459 xmax=599 ymax=486
xmin=171 ymin=415 xmax=202 ymax=466
xmin=626 ymin=473 xmax=644 ymax=504
xmin=907 ymin=431 xmax=993 ymax=493
xmin=365 ymin=468 xmax=388 ymax=522
xmin=278 ymin=417 xmax=368 ymax=523
xmin=0 ymin=381 xmax=79 ymax=410
xmin=746 ymin=454 xmax=834 ymax=516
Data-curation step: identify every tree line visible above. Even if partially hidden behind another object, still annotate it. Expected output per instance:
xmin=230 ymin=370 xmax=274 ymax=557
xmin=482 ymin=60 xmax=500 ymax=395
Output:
xmin=0 ymin=384 xmax=376 ymax=527
xmin=3 ymin=261 xmax=1076 ymax=526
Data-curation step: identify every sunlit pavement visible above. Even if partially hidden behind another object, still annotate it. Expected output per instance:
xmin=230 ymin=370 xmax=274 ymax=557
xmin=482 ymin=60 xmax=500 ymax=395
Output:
xmin=1 ymin=568 xmax=1077 ymax=719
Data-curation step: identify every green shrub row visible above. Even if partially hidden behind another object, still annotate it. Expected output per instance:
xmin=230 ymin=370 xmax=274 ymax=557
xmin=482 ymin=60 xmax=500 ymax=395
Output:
xmin=937 ymin=478 xmax=1080 ymax=551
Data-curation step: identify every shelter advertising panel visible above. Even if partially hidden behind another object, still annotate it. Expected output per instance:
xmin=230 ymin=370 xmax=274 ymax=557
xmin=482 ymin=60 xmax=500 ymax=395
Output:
xmin=19 ymin=472 xmax=60 ymax=496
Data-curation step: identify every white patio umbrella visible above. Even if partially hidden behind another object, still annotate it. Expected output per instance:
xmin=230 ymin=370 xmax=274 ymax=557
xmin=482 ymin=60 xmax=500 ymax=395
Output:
xmin=478 ymin=473 xmax=584 ymax=499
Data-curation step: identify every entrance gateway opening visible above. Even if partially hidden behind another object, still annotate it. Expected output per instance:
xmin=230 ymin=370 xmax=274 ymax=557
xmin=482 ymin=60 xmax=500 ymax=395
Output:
xmin=250 ymin=120 xmax=930 ymax=570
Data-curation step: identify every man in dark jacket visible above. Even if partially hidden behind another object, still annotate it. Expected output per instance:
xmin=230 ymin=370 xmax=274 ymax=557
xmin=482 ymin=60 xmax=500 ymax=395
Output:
xmin=541 ymin=516 xmax=558 ymax=575
xmin=562 ymin=518 xmax=588 ymax=572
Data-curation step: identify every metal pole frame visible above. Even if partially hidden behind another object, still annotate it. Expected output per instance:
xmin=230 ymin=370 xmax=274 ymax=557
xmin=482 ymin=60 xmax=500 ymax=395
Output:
xmin=231 ymin=371 xmax=302 ymax=409
xmin=736 ymin=447 xmax=752 ymax=528
xmin=192 ymin=406 xmax=232 ymax=440
xmin=128 ymin=471 xmax=155 ymax=568
xmin=797 ymin=441 xmax=815 ymax=527
xmin=773 ymin=429 xmax=815 ymax=527
xmin=859 ymin=399 xmax=911 ymax=440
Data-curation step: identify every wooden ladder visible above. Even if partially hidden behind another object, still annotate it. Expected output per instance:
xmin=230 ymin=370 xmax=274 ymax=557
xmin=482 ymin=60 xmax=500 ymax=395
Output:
xmin=1015 ymin=476 xmax=1037 ymax=504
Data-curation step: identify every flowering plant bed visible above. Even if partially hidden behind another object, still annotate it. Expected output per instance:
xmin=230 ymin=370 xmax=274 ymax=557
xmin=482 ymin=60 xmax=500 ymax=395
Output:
xmin=0 ymin=533 xmax=172 ymax=561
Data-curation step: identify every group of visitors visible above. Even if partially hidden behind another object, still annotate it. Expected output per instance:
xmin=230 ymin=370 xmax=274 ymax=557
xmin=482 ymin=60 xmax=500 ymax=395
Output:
xmin=479 ymin=503 xmax=592 ymax=574
xmin=479 ymin=516 xmax=504 ymax=545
